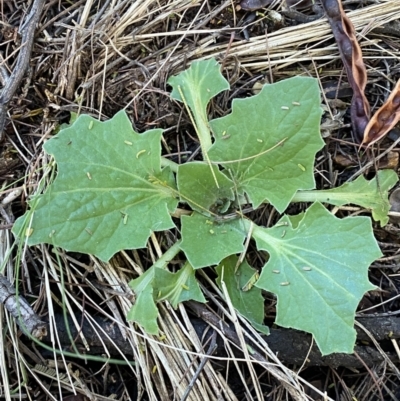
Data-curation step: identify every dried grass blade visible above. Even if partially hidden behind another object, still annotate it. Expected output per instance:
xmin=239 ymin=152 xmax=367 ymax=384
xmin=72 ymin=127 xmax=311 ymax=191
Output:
xmin=321 ymin=0 xmax=370 ymax=142
xmin=362 ymin=79 xmax=400 ymax=147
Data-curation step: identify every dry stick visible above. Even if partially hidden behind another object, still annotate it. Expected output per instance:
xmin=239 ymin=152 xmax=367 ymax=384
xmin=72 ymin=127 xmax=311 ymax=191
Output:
xmin=187 ymin=301 xmax=335 ymax=401
xmin=355 ymin=320 xmax=400 ymax=379
xmin=0 ymin=0 xmax=45 ymax=140
xmin=321 ymin=0 xmax=370 ymax=143
xmin=0 ymin=274 xmax=47 ymax=338
xmin=41 ymin=311 xmax=400 ymax=368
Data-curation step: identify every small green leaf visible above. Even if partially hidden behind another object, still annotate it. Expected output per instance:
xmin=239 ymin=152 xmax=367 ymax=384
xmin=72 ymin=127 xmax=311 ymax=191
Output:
xmin=293 ymin=170 xmax=398 ymax=226
xmin=216 ymin=256 xmax=269 ymax=335
xmin=177 ymin=162 xmax=235 ymax=215
xmin=253 ymin=202 xmax=380 ymax=355
xmin=154 ymin=262 xmax=206 ymax=307
xmin=208 ymin=77 xmax=324 ymax=212
xmin=168 ymin=58 xmax=229 ymax=152
xmin=180 ymin=212 xmax=246 ymax=268
xmin=168 ymin=58 xmax=229 ymax=112
xmin=12 ymin=111 xmax=178 ymax=261
xmin=128 ymin=263 xmax=206 ymax=333
xmin=127 ymin=267 xmax=159 ymax=335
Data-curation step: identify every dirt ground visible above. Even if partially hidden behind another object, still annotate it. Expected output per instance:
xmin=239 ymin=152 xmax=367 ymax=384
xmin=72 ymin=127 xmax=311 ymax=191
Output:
xmin=1 ymin=0 xmax=400 ymax=400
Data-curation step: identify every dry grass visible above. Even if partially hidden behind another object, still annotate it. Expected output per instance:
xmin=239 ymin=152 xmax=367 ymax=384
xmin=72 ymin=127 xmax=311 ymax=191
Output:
xmin=1 ymin=0 xmax=400 ymax=400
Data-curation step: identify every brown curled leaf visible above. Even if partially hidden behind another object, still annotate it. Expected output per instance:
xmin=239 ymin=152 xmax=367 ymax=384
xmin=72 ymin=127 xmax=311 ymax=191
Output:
xmin=240 ymin=0 xmax=273 ymax=11
xmin=362 ymin=79 xmax=400 ymax=147
xmin=321 ymin=0 xmax=370 ymax=143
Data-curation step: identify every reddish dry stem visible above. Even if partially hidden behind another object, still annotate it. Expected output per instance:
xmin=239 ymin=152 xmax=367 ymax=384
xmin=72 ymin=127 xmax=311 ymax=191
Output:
xmin=362 ymin=79 xmax=400 ymax=147
xmin=321 ymin=0 xmax=370 ymax=143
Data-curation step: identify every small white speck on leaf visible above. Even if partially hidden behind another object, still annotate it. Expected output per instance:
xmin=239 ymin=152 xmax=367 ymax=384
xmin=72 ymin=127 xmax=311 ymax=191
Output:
xmin=136 ymin=150 xmax=146 ymax=158
xmin=25 ymin=228 xmax=33 ymax=237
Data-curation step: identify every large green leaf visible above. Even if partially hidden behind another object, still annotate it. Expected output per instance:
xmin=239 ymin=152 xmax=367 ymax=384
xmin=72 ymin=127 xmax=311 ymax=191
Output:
xmin=177 ymin=162 xmax=235 ymax=216
xmin=208 ymin=77 xmax=324 ymax=212
xmin=128 ymin=263 xmax=206 ymax=334
xmin=253 ymin=202 xmax=380 ymax=355
xmin=292 ymin=170 xmax=398 ymax=226
xmin=12 ymin=111 xmax=178 ymax=261
xmin=180 ymin=212 xmax=247 ymax=268
xmin=216 ymin=256 xmax=269 ymax=334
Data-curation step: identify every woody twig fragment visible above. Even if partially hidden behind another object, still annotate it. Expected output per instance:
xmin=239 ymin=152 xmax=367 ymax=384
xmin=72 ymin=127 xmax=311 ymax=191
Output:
xmin=0 ymin=274 xmax=47 ymax=339
xmin=0 ymin=0 xmax=45 ymax=140
xmin=362 ymin=79 xmax=400 ymax=147
xmin=321 ymin=0 xmax=370 ymax=143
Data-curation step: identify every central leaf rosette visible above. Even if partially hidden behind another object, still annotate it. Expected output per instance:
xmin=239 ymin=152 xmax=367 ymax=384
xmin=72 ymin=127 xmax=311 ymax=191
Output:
xmin=12 ymin=58 xmax=392 ymax=355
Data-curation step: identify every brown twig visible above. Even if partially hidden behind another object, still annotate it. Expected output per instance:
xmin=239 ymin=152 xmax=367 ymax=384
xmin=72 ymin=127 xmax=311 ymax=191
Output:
xmin=32 ymin=310 xmax=399 ymax=368
xmin=187 ymin=302 xmax=399 ymax=369
xmin=0 ymin=0 xmax=45 ymax=140
xmin=0 ymin=274 xmax=47 ymax=338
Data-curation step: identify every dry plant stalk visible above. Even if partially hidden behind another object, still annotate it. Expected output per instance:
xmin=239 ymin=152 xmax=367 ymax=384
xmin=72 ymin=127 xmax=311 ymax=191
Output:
xmin=321 ymin=0 xmax=370 ymax=143
xmin=0 ymin=0 xmax=45 ymax=139
xmin=0 ymin=274 xmax=47 ymax=338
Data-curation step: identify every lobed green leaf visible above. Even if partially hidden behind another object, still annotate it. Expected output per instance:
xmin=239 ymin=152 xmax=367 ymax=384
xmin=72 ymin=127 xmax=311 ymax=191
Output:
xmin=293 ymin=170 xmax=398 ymax=226
xmin=208 ymin=77 xmax=324 ymax=212
xmin=13 ymin=111 xmax=178 ymax=261
xmin=253 ymin=202 xmax=380 ymax=355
